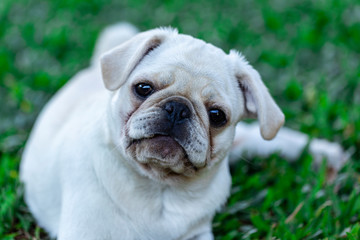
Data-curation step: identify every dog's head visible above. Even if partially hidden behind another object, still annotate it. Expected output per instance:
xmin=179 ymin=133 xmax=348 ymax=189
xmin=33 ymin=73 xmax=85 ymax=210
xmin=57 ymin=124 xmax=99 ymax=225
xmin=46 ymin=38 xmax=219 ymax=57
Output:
xmin=100 ymin=28 xmax=284 ymax=183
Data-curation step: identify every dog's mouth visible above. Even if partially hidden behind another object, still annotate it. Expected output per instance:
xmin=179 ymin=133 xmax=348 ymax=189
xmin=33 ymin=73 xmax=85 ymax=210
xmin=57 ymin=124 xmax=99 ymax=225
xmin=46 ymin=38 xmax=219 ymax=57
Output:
xmin=127 ymin=134 xmax=198 ymax=179
xmin=128 ymin=134 xmax=183 ymax=155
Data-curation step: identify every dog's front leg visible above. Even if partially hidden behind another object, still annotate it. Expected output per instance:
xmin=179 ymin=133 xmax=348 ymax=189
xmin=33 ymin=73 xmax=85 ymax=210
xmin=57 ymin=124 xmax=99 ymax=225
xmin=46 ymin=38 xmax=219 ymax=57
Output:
xmin=57 ymin=187 xmax=132 ymax=240
xmin=182 ymin=221 xmax=214 ymax=240
xmin=230 ymin=122 xmax=348 ymax=172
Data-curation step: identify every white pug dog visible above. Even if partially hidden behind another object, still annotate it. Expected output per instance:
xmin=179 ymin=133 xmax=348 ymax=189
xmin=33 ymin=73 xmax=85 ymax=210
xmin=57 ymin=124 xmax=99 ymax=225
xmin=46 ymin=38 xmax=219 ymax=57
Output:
xmin=20 ymin=23 xmax=347 ymax=240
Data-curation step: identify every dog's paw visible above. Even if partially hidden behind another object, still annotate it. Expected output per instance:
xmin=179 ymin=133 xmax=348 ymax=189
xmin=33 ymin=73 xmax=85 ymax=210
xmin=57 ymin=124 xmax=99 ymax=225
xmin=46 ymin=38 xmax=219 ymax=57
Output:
xmin=309 ymin=139 xmax=351 ymax=182
xmin=309 ymin=139 xmax=349 ymax=170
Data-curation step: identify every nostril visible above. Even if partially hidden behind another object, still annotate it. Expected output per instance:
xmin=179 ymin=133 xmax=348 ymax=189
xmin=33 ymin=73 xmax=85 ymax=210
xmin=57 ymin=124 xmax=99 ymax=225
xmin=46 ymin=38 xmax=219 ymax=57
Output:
xmin=164 ymin=104 xmax=174 ymax=114
xmin=180 ymin=108 xmax=190 ymax=119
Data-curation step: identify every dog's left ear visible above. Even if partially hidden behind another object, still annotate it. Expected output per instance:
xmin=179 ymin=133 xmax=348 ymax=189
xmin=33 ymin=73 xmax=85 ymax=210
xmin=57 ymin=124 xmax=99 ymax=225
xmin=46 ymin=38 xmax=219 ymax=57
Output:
xmin=100 ymin=28 xmax=175 ymax=90
xmin=230 ymin=50 xmax=285 ymax=140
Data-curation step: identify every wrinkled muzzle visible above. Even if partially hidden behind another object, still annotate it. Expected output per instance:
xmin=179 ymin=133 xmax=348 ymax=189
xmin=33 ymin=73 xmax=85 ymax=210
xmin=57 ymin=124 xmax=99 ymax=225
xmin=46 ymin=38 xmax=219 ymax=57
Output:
xmin=126 ymin=97 xmax=209 ymax=178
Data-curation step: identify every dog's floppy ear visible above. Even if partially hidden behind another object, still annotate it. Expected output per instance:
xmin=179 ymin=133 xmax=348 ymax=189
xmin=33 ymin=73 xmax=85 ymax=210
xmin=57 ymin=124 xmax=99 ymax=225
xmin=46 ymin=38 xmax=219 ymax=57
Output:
xmin=230 ymin=50 xmax=285 ymax=140
xmin=100 ymin=28 xmax=175 ymax=90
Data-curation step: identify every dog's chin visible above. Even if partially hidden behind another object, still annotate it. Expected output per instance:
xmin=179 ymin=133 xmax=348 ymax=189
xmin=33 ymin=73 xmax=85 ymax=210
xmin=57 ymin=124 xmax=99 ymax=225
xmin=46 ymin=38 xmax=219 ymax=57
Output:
xmin=127 ymin=135 xmax=198 ymax=182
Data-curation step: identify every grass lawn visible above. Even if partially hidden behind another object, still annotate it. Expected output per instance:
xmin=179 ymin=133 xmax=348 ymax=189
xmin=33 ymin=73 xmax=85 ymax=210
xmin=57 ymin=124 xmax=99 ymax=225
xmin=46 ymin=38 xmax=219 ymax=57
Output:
xmin=1 ymin=0 xmax=360 ymax=239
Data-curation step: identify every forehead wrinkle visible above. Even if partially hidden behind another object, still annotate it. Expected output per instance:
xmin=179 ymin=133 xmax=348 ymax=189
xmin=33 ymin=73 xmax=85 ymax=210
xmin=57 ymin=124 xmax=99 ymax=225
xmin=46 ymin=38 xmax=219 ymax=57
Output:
xmin=167 ymin=61 xmax=216 ymax=80
xmin=169 ymin=52 xmax=234 ymax=98
xmin=142 ymin=40 xmax=236 ymax=99
xmin=200 ymin=83 xmax=219 ymax=102
xmin=170 ymin=65 xmax=222 ymax=98
xmin=167 ymin=64 xmax=234 ymax=106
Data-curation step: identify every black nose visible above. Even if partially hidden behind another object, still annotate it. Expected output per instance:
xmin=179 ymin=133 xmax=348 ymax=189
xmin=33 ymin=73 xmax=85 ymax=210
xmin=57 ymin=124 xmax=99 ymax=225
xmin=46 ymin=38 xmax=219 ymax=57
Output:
xmin=163 ymin=101 xmax=191 ymax=124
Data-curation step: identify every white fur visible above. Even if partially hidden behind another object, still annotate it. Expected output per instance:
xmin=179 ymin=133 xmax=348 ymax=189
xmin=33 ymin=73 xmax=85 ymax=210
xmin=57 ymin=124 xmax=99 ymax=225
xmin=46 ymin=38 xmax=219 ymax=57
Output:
xmin=20 ymin=23 xmax=346 ymax=240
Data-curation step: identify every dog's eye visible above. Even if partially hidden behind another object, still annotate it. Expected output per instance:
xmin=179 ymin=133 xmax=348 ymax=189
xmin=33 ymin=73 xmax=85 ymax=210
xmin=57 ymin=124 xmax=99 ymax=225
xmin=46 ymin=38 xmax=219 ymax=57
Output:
xmin=134 ymin=83 xmax=154 ymax=98
xmin=209 ymin=109 xmax=227 ymax=127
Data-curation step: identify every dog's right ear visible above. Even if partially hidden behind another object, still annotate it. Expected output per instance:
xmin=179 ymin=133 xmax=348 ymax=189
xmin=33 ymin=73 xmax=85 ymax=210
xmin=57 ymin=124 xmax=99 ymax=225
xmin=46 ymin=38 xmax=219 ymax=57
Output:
xmin=229 ymin=50 xmax=285 ymax=140
xmin=100 ymin=28 xmax=175 ymax=90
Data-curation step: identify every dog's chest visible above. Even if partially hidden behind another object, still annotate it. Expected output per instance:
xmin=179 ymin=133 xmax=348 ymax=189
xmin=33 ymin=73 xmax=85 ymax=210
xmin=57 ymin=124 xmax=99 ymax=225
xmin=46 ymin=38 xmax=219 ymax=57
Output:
xmin=109 ymin=184 xmax=208 ymax=238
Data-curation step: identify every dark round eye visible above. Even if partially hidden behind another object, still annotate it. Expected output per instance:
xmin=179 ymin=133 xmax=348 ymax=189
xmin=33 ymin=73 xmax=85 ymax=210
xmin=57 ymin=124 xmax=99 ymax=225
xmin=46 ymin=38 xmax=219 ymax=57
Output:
xmin=134 ymin=83 xmax=154 ymax=98
xmin=209 ymin=109 xmax=227 ymax=127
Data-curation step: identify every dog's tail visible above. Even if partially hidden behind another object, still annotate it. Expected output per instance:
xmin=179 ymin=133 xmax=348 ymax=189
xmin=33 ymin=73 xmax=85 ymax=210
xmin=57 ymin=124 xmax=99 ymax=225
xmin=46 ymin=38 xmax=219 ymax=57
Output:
xmin=91 ymin=22 xmax=139 ymax=65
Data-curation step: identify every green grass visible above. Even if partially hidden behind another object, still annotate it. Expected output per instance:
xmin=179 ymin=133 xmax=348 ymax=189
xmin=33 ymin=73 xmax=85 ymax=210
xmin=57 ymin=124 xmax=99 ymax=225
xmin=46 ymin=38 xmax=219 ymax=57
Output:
xmin=1 ymin=0 xmax=360 ymax=239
